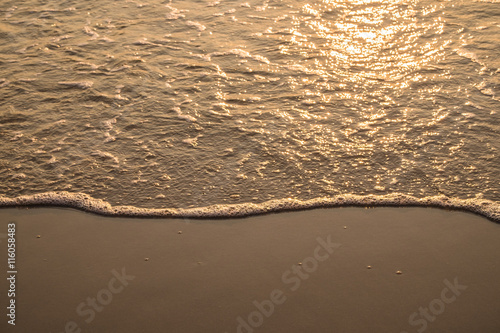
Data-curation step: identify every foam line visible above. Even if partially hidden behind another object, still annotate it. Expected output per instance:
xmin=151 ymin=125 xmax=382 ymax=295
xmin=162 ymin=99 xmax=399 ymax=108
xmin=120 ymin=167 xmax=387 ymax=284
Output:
xmin=0 ymin=192 xmax=498 ymax=222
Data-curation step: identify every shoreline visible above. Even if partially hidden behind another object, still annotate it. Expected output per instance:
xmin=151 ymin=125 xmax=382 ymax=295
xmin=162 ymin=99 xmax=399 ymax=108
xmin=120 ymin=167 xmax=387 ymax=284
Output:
xmin=1 ymin=191 xmax=499 ymax=222
xmin=1 ymin=206 xmax=500 ymax=332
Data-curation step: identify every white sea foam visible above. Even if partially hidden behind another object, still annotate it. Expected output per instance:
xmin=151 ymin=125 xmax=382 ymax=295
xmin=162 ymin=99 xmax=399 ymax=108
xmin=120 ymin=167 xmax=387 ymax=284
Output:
xmin=0 ymin=192 xmax=498 ymax=222
xmin=83 ymin=26 xmax=99 ymax=39
xmin=456 ymin=48 xmax=486 ymax=67
xmin=90 ymin=151 xmax=119 ymax=164
xmin=58 ymin=81 xmax=94 ymax=89
xmin=10 ymin=133 xmax=23 ymax=141
xmin=165 ymin=4 xmax=186 ymax=20
xmin=186 ymin=21 xmax=206 ymax=32
xmin=173 ymin=106 xmax=197 ymax=122
xmin=182 ymin=134 xmax=202 ymax=146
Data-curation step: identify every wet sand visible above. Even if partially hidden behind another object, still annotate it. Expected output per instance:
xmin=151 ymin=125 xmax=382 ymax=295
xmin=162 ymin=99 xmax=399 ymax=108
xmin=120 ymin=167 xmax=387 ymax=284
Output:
xmin=1 ymin=206 xmax=499 ymax=333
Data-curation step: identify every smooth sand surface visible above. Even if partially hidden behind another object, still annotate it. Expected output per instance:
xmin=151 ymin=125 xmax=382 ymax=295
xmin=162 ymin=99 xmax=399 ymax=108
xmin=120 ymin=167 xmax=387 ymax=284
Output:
xmin=1 ymin=206 xmax=499 ymax=333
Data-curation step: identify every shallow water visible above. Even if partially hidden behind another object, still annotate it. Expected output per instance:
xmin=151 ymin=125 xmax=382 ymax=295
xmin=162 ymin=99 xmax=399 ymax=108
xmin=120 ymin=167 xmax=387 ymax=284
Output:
xmin=0 ymin=0 xmax=499 ymax=217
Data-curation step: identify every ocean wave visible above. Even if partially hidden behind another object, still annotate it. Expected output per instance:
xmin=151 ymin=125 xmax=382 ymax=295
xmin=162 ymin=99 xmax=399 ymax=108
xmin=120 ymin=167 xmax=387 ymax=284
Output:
xmin=0 ymin=192 xmax=498 ymax=222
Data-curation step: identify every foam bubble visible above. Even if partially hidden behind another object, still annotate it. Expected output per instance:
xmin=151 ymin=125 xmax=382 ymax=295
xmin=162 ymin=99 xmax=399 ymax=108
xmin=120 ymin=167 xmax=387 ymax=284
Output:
xmin=0 ymin=192 xmax=498 ymax=222
xmin=165 ymin=4 xmax=186 ymax=20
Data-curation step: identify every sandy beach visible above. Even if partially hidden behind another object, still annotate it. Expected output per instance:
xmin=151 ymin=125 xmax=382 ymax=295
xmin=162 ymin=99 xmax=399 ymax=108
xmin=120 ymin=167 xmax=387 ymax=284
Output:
xmin=1 ymin=1 xmax=499 ymax=332
xmin=1 ymin=206 xmax=499 ymax=333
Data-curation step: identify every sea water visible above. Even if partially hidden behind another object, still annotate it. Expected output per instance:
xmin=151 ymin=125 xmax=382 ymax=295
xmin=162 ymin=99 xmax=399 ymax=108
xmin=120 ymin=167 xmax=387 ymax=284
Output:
xmin=0 ymin=0 xmax=499 ymax=220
